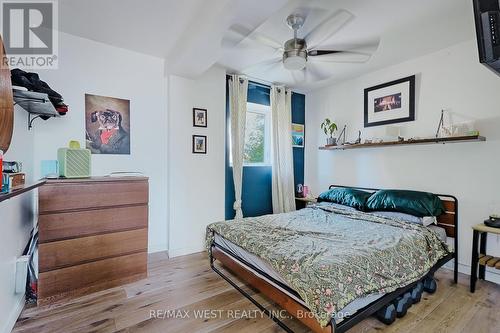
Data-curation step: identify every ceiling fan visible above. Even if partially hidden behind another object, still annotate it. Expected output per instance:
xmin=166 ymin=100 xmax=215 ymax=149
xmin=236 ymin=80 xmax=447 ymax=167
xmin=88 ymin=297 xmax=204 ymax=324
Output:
xmin=231 ymin=10 xmax=379 ymax=83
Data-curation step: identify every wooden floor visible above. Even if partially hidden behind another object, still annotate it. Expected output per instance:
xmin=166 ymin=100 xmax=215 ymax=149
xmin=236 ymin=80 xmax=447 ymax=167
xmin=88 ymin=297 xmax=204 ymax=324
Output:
xmin=13 ymin=251 xmax=500 ymax=333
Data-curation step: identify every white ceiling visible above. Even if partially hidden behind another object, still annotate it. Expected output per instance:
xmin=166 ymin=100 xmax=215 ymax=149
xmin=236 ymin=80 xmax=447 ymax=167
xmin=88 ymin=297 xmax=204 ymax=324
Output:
xmin=58 ymin=0 xmax=476 ymax=91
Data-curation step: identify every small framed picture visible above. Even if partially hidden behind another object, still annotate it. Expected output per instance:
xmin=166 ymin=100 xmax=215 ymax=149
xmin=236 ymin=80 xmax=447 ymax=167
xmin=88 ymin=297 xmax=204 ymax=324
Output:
xmin=364 ymin=75 xmax=415 ymax=127
xmin=193 ymin=108 xmax=207 ymax=127
xmin=192 ymin=135 xmax=207 ymax=154
xmin=292 ymin=123 xmax=304 ymax=148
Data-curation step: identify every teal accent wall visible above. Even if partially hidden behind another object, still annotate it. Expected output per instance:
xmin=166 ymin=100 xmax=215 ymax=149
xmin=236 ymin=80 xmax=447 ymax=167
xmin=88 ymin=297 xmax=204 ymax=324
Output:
xmin=225 ymin=78 xmax=305 ymax=219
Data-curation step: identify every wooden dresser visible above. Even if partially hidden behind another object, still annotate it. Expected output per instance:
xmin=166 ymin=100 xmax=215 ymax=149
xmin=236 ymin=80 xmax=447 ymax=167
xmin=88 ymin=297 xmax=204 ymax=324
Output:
xmin=37 ymin=177 xmax=148 ymax=305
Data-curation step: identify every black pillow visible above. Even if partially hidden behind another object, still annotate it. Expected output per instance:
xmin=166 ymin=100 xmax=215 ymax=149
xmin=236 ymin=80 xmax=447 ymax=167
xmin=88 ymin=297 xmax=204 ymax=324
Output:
xmin=317 ymin=188 xmax=372 ymax=211
xmin=366 ymin=189 xmax=444 ymax=217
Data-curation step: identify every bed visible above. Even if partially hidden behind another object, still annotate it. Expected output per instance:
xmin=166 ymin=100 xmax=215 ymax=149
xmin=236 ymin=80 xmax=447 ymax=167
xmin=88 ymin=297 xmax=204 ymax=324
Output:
xmin=206 ymin=185 xmax=458 ymax=333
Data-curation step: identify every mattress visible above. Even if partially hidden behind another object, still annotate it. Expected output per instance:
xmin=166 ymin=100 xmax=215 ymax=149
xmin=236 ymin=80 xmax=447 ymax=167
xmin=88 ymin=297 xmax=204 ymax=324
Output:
xmin=214 ymin=224 xmax=447 ymax=322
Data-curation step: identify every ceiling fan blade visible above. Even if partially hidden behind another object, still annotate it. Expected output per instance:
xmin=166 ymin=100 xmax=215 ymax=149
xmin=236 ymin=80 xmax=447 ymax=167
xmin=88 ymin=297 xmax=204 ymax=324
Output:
xmin=243 ymin=57 xmax=282 ymax=73
xmin=290 ymin=69 xmax=305 ymax=84
xmin=305 ymin=10 xmax=353 ymax=50
xmin=223 ymin=24 xmax=282 ymax=50
xmin=305 ymin=62 xmax=330 ymax=81
xmin=308 ymin=50 xmax=372 ymax=63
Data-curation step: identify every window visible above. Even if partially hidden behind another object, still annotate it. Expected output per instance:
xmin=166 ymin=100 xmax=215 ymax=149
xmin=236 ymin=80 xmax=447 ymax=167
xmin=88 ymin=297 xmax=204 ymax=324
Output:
xmin=229 ymin=102 xmax=271 ymax=166
xmin=244 ymin=103 xmax=271 ymax=165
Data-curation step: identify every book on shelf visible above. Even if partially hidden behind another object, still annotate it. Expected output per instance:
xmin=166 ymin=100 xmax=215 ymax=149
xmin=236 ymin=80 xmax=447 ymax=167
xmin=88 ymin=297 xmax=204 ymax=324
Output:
xmin=2 ymin=172 xmax=26 ymax=192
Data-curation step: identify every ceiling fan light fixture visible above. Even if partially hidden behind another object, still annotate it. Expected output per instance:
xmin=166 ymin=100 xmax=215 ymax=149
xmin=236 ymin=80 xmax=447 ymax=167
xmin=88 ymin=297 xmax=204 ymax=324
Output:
xmin=283 ymin=55 xmax=306 ymax=70
xmin=283 ymin=38 xmax=307 ymax=70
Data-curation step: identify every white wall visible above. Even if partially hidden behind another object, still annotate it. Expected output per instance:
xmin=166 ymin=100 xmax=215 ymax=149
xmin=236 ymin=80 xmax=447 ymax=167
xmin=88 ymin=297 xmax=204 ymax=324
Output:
xmin=305 ymin=39 xmax=500 ymax=283
xmin=1 ymin=32 xmax=169 ymax=332
xmin=34 ymin=32 xmax=168 ymax=253
xmin=168 ymin=66 xmax=226 ymax=257
xmin=0 ymin=109 xmax=35 ymax=333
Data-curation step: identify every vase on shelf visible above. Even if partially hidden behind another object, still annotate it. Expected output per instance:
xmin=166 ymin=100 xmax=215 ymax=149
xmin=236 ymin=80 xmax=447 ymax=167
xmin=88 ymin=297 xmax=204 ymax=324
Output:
xmin=326 ymin=137 xmax=337 ymax=146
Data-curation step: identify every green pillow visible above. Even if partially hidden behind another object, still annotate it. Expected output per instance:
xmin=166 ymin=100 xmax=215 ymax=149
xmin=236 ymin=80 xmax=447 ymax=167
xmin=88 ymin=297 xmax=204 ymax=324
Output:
xmin=366 ymin=189 xmax=444 ymax=217
xmin=317 ymin=188 xmax=372 ymax=211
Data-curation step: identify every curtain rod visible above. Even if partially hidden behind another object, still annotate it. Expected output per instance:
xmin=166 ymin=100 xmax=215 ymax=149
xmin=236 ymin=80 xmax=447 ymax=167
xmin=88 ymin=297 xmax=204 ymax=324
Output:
xmin=226 ymin=74 xmax=290 ymax=93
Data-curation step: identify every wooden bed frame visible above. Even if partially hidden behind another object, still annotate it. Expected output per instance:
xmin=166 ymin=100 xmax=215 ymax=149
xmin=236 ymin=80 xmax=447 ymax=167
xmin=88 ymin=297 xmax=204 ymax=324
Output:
xmin=209 ymin=185 xmax=458 ymax=333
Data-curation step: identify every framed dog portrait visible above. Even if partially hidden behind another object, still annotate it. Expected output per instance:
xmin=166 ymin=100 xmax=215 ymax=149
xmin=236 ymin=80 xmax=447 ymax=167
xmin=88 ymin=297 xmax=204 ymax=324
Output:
xmin=85 ymin=94 xmax=131 ymax=155
xmin=192 ymin=135 xmax=207 ymax=154
xmin=364 ymin=75 xmax=415 ymax=127
xmin=193 ymin=108 xmax=207 ymax=127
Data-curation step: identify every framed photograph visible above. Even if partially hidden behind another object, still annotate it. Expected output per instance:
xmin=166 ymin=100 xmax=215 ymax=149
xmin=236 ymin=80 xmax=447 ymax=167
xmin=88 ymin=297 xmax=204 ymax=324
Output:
xmin=193 ymin=108 xmax=207 ymax=127
xmin=192 ymin=135 xmax=207 ymax=154
xmin=364 ymin=75 xmax=415 ymax=127
xmin=292 ymin=123 xmax=304 ymax=148
xmin=85 ymin=94 xmax=131 ymax=155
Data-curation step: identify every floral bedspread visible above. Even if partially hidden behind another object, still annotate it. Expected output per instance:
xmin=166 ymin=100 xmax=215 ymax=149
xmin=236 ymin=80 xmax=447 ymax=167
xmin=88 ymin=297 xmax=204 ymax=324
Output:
xmin=206 ymin=202 xmax=451 ymax=327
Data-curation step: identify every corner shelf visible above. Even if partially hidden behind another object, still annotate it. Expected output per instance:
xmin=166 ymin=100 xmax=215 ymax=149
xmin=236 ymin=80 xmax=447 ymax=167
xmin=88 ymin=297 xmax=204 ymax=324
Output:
xmin=319 ymin=135 xmax=486 ymax=151
xmin=0 ymin=180 xmax=46 ymax=203
xmin=12 ymin=89 xmax=60 ymax=130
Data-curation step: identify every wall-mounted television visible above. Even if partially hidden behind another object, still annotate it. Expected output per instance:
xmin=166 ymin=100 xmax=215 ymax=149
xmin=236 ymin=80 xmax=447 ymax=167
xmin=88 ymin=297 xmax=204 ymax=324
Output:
xmin=473 ymin=0 xmax=500 ymax=75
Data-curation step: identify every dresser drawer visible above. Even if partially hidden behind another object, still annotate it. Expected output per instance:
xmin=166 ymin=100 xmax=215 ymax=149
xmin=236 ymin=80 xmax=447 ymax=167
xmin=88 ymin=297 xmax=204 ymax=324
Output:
xmin=38 ymin=205 xmax=148 ymax=242
xmin=38 ymin=252 xmax=147 ymax=301
xmin=39 ymin=228 xmax=148 ymax=272
xmin=39 ymin=180 xmax=148 ymax=213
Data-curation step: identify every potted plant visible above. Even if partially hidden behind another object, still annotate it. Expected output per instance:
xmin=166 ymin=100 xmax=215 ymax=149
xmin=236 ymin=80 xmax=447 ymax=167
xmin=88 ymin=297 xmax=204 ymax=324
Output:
xmin=320 ymin=118 xmax=338 ymax=146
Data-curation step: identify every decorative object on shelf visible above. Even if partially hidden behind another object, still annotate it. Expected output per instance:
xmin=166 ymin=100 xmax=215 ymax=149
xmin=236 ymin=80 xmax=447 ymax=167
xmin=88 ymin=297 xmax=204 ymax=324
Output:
xmin=435 ymin=109 xmax=453 ymax=138
xmin=320 ymin=134 xmax=486 ymax=150
xmin=354 ymin=130 xmax=362 ymax=144
xmin=296 ymin=184 xmax=310 ymax=198
xmin=292 ymin=123 xmax=304 ymax=147
xmin=436 ymin=109 xmax=479 ymax=138
xmin=193 ymin=108 xmax=207 ymax=127
xmin=302 ymin=185 xmax=309 ymax=198
xmin=364 ymin=75 xmax=415 ymax=127
xmin=2 ymin=172 xmax=25 ymax=191
xmin=385 ymin=125 xmax=401 ymax=139
xmin=0 ymin=36 xmax=14 ymax=152
xmin=85 ymin=94 xmax=131 ymax=155
xmin=192 ymin=135 xmax=207 ymax=154
xmin=40 ymin=160 xmax=58 ymax=179
xmin=320 ymin=118 xmax=338 ymax=146
xmin=1 ymin=158 xmax=24 ymax=192
xmin=296 ymin=184 xmax=304 ymax=197
xmin=58 ymin=141 xmax=91 ymax=178
xmin=2 ymin=160 xmax=22 ymax=173
xmin=337 ymin=124 xmax=347 ymax=145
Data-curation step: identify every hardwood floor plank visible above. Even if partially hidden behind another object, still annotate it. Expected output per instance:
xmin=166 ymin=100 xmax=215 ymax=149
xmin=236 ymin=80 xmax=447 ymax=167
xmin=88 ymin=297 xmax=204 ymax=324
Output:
xmin=14 ymin=251 xmax=500 ymax=333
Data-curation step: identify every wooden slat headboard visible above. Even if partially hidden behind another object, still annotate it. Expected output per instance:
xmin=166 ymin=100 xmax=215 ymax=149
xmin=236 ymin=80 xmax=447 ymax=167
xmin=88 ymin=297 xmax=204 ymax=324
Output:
xmin=328 ymin=185 xmax=458 ymax=238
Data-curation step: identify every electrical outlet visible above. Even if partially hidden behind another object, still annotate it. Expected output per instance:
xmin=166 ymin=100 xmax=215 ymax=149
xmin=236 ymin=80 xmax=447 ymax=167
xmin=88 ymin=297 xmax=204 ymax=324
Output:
xmin=15 ymin=255 xmax=29 ymax=294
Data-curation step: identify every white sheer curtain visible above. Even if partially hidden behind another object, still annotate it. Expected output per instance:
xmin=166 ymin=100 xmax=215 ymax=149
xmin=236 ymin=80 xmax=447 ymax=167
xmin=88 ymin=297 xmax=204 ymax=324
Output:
xmin=270 ymin=86 xmax=296 ymax=213
xmin=229 ymin=75 xmax=248 ymax=219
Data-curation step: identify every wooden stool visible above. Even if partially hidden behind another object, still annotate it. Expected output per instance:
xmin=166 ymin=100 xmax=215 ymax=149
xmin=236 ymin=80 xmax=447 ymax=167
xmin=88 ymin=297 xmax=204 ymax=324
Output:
xmin=470 ymin=223 xmax=500 ymax=292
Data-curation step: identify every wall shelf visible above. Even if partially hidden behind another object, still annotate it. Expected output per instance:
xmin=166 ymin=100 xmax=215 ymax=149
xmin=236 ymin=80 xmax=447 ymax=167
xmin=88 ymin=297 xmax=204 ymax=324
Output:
xmin=319 ymin=135 xmax=486 ymax=151
xmin=12 ymin=89 xmax=60 ymax=130
xmin=0 ymin=180 xmax=46 ymax=203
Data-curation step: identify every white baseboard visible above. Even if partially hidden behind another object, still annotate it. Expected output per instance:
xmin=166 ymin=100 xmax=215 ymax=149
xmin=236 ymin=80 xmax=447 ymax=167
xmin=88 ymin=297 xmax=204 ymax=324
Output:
xmin=443 ymin=259 xmax=500 ymax=285
xmin=148 ymin=243 xmax=168 ymax=254
xmin=2 ymin=293 xmax=25 ymax=333
xmin=169 ymin=245 xmax=206 ymax=258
